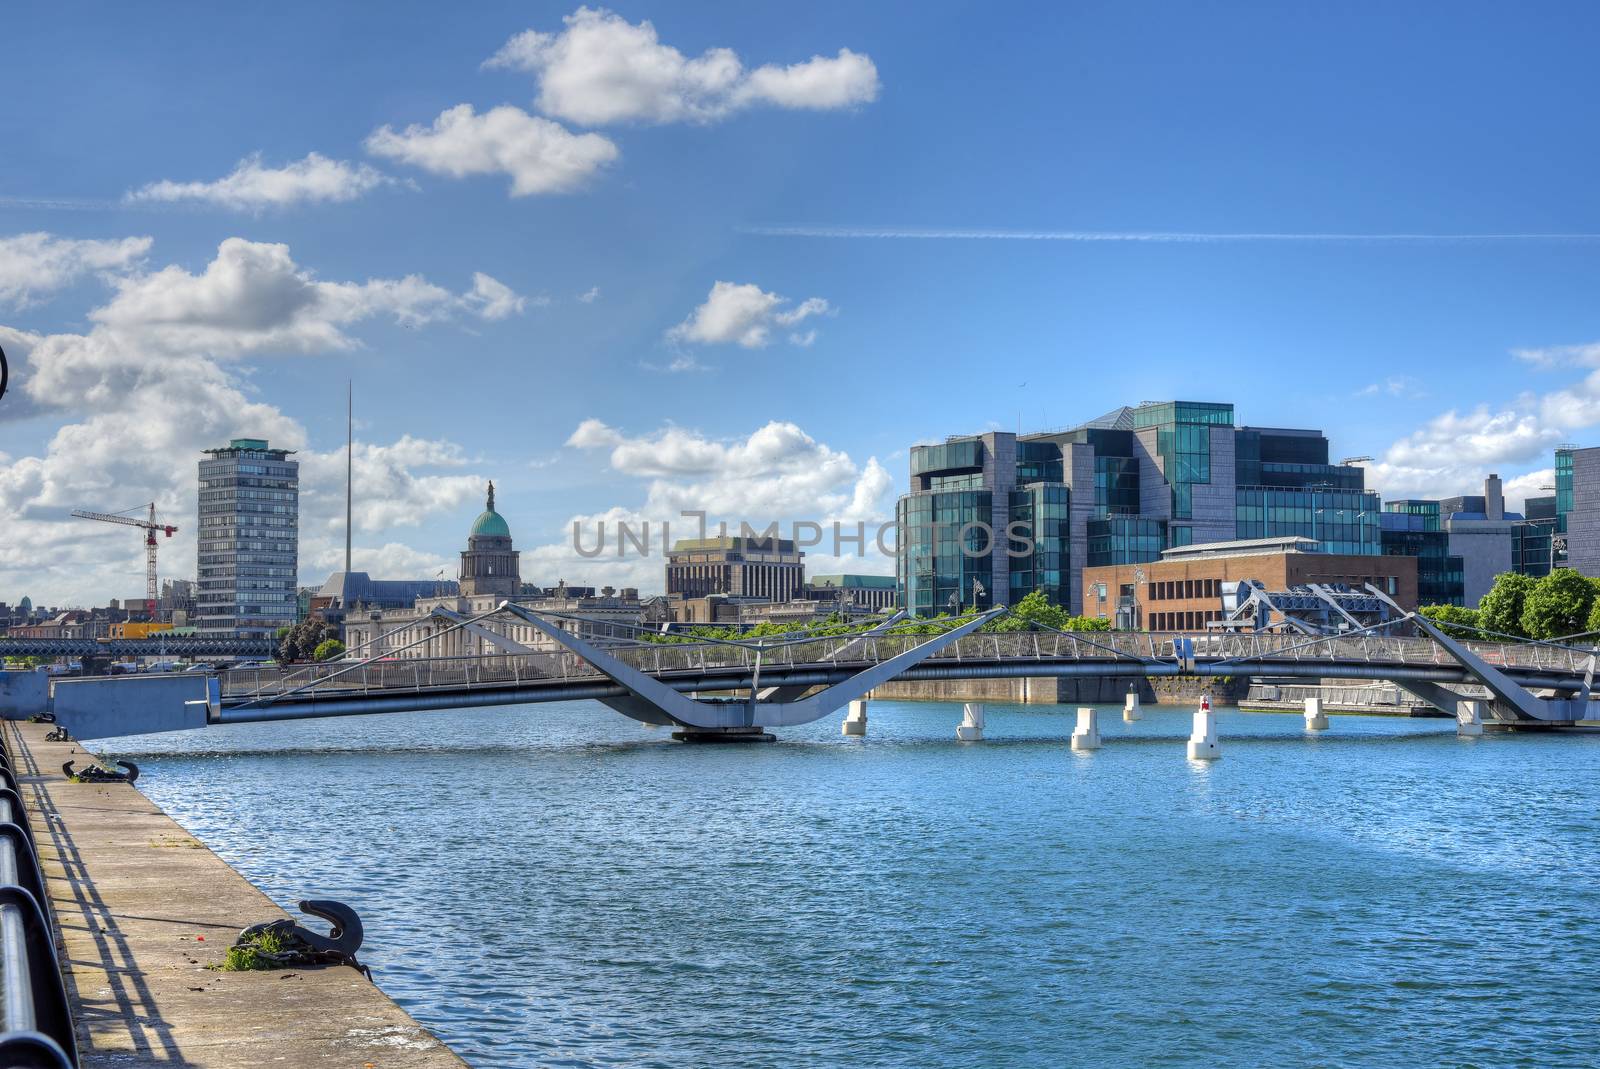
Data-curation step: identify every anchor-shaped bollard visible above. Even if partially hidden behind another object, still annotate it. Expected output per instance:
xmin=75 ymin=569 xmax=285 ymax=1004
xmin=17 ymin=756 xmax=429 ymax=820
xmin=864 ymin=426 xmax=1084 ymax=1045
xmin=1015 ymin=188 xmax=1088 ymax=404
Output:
xmin=235 ymin=899 xmax=369 ymax=976
xmin=61 ymin=759 xmax=139 ymax=784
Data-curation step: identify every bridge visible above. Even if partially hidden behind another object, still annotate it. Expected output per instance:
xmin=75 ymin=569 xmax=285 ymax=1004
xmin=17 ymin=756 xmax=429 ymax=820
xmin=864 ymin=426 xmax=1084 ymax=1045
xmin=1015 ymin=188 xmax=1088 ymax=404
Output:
xmin=0 ymin=636 xmax=275 ymax=658
xmin=28 ymin=590 xmax=1599 ymax=743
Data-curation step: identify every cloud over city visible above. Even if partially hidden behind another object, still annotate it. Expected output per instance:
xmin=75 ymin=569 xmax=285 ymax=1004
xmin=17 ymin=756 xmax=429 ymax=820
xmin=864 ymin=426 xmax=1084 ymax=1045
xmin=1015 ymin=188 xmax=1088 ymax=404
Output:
xmin=485 ymin=7 xmax=880 ymax=126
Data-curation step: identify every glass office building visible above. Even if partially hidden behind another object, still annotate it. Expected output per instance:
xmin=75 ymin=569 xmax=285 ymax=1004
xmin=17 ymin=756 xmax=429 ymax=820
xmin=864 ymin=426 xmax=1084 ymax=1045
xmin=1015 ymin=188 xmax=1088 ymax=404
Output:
xmin=897 ymin=402 xmax=1377 ymax=615
xmin=195 ymin=438 xmax=299 ymax=638
xmin=1381 ymin=501 xmax=1465 ymax=606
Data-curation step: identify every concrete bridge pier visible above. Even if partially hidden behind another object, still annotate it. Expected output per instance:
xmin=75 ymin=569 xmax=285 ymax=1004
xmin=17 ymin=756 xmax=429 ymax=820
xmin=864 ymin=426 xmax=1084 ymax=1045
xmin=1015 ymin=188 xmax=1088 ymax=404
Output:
xmin=1123 ymin=689 xmax=1142 ymax=722
xmin=1457 ymin=700 xmax=1484 ymax=737
xmin=956 ymin=702 xmax=985 ymax=741
xmin=841 ymin=699 xmax=868 ymax=737
xmin=1071 ymin=707 xmax=1102 ymax=751
xmin=1303 ymin=696 xmax=1329 ymax=731
xmin=1187 ymin=700 xmax=1221 ymax=761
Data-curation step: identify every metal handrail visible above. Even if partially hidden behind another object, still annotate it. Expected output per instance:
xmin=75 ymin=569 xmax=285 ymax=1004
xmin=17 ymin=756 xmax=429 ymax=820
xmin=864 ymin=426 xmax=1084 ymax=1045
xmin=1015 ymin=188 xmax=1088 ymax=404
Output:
xmin=0 ymin=729 xmax=78 ymax=1067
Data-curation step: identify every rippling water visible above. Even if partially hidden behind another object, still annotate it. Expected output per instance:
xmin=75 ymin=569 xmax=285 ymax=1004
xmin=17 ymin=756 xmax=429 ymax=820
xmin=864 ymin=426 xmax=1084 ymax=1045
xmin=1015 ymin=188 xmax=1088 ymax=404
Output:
xmin=100 ymin=700 xmax=1600 ymax=1068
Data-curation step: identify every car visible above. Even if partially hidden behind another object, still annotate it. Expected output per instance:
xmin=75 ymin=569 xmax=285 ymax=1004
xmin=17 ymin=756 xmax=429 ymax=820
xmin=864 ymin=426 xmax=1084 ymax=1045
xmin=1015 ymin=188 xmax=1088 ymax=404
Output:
xmin=143 ymin=661 xmax=182 ymax=673
xmin=184 ymin=663 xmax=214 ymax=673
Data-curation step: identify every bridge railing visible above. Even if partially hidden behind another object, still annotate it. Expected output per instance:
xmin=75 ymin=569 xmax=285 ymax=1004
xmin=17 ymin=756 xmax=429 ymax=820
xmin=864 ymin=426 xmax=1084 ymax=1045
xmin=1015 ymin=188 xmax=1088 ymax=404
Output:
xmin=218 ymin=628 xmax=1600 ymax=702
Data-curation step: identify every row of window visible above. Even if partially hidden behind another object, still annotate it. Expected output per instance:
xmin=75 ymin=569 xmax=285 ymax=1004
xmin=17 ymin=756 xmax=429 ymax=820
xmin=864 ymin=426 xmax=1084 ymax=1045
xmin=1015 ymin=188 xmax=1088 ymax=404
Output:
xmin=1148 ymin=578 xmax=1225 ymax=601
xmin=1150 ymin=610 xmax=1224 ymax=631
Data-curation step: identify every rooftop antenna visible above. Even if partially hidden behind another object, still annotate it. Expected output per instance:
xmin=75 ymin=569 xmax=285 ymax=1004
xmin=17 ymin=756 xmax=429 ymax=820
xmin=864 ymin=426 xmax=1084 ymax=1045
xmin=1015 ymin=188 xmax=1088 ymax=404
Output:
xmin=345 ymin=380 xmax=353 ymax=576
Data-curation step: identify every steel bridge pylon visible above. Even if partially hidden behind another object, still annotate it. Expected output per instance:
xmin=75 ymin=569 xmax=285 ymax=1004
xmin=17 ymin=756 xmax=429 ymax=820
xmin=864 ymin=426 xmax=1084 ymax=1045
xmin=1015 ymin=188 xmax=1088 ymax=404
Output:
xmin=496 ymin=602 xmax=1008 ymax=739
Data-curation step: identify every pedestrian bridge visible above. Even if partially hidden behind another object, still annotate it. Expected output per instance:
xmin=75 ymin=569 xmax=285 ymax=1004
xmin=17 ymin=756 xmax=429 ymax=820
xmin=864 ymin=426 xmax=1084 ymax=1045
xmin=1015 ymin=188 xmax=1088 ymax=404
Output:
xmin=31 ymin=596 xmax=1600 ymax=741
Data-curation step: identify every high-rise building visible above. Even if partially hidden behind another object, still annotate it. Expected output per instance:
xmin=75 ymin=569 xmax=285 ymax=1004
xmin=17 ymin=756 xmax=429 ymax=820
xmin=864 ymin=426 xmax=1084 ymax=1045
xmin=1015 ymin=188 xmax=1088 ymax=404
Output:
xmin=896 ymin=401 xmax=1378 ymax=616
xmin=195 ymin=438 xmax=299 ymax=638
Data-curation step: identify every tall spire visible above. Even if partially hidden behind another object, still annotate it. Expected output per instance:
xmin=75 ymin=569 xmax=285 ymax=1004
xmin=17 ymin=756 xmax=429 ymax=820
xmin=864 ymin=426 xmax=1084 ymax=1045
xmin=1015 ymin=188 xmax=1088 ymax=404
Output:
xmin=487 ymin=480 xmax=495 ymax=512
xmin=344 ymin=381 xmax=353 ymax=576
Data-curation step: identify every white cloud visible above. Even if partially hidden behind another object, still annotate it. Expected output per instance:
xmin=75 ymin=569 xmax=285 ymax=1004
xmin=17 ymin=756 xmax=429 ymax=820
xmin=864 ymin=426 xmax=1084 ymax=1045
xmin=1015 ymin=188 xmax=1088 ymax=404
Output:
xmin=484 ymin=7 xmax=880 ymax=126
xmin=0 ymin=239 xmax=496 ymax=604
xmin=1363 ymin=406 xmax=1564 ymax=500
xmin=0 ymin=232 xmax=152 ymax=309
xmin=1513 ymin=342 xmax=1600 ymax=369
xmin=464 ymin=272 xmax=527 ymax=320
xmin=365 ymin=104 xmax=618 ymax=196
xmin=667 ymin=280 xmax=831 ymax=348
xmin=1354 ymin=375 xmax=1423 ymax=399
xmin=125 ymin=152 xmax=394 ymax=211
xmin=640 ymin=353 xmax=712 ymax=373
xmin=528 ymin=419 xmax=896 ymax=589
xmin=578 ymin=286 xmax=600 ymax=303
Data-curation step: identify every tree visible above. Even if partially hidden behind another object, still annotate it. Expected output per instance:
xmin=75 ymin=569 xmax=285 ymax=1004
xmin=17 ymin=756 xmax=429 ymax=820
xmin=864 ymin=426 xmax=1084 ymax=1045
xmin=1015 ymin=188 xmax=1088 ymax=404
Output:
xmin=277 ymin=618 xmax=339 ymax=663
xmin=1520 ymin=568 xmax=1597 ymax=640
xmin=1585 ymin=593 xmax=1600 ymax=636
xmin=1476 ymin=573 xmax=1535 ymax=638
xmin=1418 ymin=604 xmax=1480 ymax=640
xmin=312 ymin=638 xmax=346 ymax=662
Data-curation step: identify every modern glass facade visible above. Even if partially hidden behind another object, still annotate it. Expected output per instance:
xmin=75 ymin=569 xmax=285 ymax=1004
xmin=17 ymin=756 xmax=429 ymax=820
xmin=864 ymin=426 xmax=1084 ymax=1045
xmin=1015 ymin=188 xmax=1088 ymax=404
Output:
xmin=1137 ymin=402 xmax=1231 ymax=525
xmin=897 ymin=488 xmax=1000 ymax=615
xmin=1086 ymin=516 xmax=1166 ymax=567
xmin=1007 ymin=485 xmax=1070 ymax=605
xmin=1235 ymin=487 xmax=1381 ymax=555
xmin=195 ymin=438 xmax=299 ymax=638
xmin=1381 ymin=502 xmax=1465 ymax=606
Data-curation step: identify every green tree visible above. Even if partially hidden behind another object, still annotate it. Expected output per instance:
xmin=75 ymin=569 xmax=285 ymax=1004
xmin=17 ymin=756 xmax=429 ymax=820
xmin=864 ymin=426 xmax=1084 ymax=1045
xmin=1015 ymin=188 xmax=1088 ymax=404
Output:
xmin=1418 ymin=603 xmax=1480 ymax=640
xmin=277 ymin=618 xmax=339 ymax=663
xmin=312 ymin=638 xmax=345 ymax=662
xmin=1475 ymin=573 xmax=1535 ymax=638
xmin=1520 ymin=568 xmax=1598 ymax=640
xmin=1584 ymin=593 xmax=1600 ymax=636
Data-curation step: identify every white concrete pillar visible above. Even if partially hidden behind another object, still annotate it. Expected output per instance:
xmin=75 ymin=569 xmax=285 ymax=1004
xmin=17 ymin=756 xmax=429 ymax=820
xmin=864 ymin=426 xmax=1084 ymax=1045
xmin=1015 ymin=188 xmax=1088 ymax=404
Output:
xmin=1071 ymin=706 xmax=1102 ymax=750
xmin=1457 ymin=699 xmax=1484 ymax=737
xmin=956 ymin=702 xmax=985 ymax=741
xmin=1123 ymin=688 xmax=1142 ymax=722
xmin=1186 ymin=697 xmax=1221 ymax=760
xmin=1304 ymin=696 xmax=1329 ymax=731
xmin=842 ymin=698 xmax=868 ymax=737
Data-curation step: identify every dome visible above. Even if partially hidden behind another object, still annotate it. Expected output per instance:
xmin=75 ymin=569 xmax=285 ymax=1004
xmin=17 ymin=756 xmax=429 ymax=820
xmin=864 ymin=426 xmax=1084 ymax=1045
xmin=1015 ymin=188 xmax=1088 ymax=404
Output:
xmin=471 ymin=509 xmax=511 ymax=539
xmin=468 ymin=481 xmax=511 ymax=539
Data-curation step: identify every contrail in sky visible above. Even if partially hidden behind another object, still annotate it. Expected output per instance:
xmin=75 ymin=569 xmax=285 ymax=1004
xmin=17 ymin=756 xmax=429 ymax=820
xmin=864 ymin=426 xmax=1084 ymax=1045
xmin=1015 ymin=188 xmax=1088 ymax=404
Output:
xmin=743 ymin=225 xmax=1600 ymax=244
xmin=0 ymin=195 xmax=120 ymax=211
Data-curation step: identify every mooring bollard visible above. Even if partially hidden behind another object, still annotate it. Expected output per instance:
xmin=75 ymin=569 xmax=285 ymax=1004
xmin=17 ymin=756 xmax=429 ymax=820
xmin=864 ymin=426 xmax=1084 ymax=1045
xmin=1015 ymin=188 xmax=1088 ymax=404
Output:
xmin=842 ymin=699 xmax=868 ymax=737
xmin=956 ymin=702 xmax=984 ymax=741
xmin=1304 ymin=696 xmax=1329 ymax=731
xmin=1123 ymin=688 xmax=1142 ymax=722
xmin=1071 ymin=706 xmax=1102 ymax=751
xmin=1457 ymin=699 xmax=1484 ymax=737
xmin=1186 ymin=694 xmax=1221 ymax=760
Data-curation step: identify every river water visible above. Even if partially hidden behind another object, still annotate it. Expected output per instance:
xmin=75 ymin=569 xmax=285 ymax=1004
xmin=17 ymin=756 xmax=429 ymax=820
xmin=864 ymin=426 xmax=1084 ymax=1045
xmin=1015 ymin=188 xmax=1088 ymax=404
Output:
xmin=105 ymin=700 xmax=1600 ymax=1068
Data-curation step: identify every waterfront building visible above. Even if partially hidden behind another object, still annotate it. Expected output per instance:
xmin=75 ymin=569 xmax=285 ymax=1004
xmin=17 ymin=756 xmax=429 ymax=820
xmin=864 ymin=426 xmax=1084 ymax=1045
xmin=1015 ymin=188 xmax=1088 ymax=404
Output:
xmin=1081 ymin=536 xmax=1418 ymax=631
xmin=1559 ymin=445 xmax=1600 ymax=577
xmin=1514 ymin=495 xmax=1559 ymax=578
xmin=1435 ymin=475 xmax=1521 ymax=605
xmin=802 ymin=574 xmax=898 ymax=613
xmin=1380 ymin=501 xmax=1466 ymax=606
xmin=666 ymin=536 xmax=804 ymax=602
xmin=341 ymin=485 xmax=646 ymax=659
xmin=897 ymin=402 xmax=1378 ymax=616
xmin=195 ymin=438 xmax=299 ymax=639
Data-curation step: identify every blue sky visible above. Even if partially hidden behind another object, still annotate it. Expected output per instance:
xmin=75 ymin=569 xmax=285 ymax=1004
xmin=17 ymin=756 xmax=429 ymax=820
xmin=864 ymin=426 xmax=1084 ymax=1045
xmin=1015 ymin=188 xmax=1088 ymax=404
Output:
xmin=5 ymin=1 xmax=1600 ymax=603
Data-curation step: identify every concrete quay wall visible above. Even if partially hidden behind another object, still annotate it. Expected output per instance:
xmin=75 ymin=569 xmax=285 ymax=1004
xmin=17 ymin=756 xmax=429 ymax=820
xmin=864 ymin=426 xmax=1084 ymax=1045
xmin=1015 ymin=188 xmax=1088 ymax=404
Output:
xmin=6 ymin=720 xmax=468 ymax=1068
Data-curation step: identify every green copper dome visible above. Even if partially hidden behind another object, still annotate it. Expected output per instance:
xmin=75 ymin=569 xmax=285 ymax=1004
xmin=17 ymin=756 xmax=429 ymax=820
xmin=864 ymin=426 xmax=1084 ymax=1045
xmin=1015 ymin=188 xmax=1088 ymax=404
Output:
xmin=469 ymin=481 xmax=511 ymax=539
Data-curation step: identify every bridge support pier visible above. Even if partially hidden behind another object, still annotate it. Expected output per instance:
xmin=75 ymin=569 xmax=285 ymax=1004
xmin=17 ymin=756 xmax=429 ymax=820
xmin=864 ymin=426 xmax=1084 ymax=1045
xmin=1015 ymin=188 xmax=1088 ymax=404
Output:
xmin=1187 ymin=706 xmax=1221 ymax=761
xmin=1123 ymin=689 xmax=1142 ymax=722
xmin=956 ymin=702 xmax=984 ymax=742
xmin=1071 ymin=707 xmax=1101 ymax=751
xmin=841 ymin=699 xmax=868 ymax=737
xmin=1303 ymin=696 xmax=1329 ymax=731
xmin=1457 ymin=700 xmax=1484 ymax=737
